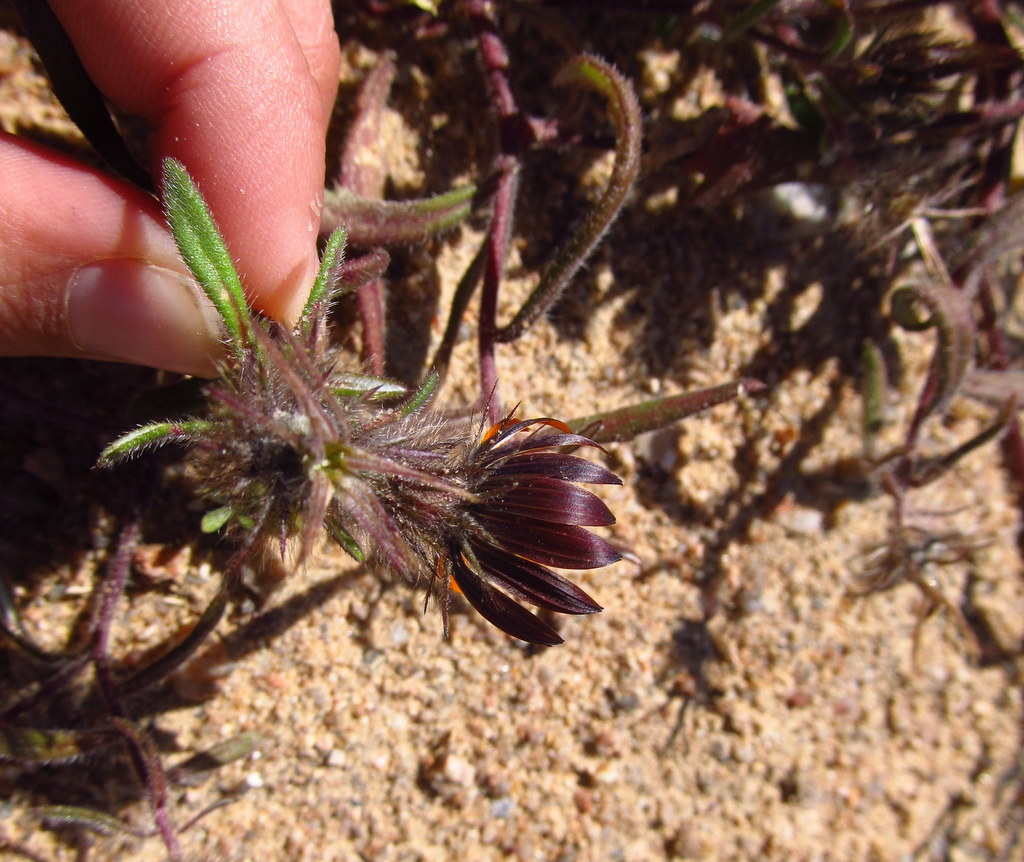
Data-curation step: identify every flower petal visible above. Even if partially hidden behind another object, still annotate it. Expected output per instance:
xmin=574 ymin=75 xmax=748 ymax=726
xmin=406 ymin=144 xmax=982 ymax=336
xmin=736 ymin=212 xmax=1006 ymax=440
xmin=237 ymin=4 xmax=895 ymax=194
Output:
xmin=475 ymin=514 xmax=622 ymax=569
xmin=450 ymin=554 xmax=564 ymax=645
xmin=475 ymin=416 xmax=573 ymax=451
xmin=478 ymin=475 xmax=615 ymax=526
xmin=472 ymin=542 xmax=602 ymax=615
xmin=490 ymin=452 xmax=621 ymax=485
xmin=478 ymin=432 xmax=609 ymax=467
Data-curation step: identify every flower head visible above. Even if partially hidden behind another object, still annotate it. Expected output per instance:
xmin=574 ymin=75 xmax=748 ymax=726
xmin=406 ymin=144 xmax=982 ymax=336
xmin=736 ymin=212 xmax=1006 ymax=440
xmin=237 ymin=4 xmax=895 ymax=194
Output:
xmin=440 ymin=415 xmax=620 ymax=644
xmin=318 ymin=404 xmax=622 ymax=646
xmin=100 ymin=159 xmax=621 ymax=646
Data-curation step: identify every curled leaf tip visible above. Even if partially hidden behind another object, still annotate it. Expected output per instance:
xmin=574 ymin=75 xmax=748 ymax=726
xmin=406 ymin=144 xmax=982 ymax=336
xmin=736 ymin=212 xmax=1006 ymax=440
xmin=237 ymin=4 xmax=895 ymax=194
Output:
xmin=890 ymin=281 xmax=974 ymax=422
xmin=498 ymin=53 xmax=643 ymax=344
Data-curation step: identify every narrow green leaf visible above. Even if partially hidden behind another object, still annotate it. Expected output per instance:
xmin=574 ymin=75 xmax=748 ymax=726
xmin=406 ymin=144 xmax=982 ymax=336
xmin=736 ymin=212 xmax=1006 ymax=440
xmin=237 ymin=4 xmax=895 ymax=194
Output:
xmin=200 ymin=505 xmax=234 ymax=534
xmin=824 ymin=15 xmax=853 ymax=62
xmin=498 ymin=54 xmax=642 ymax=343
xmin=161 ymin=158 xmax=249 ymax=359
xmin=172 ymin=732 xmax=261 ymax=780
xmin=722 ymin=0 xmax=784 ymax=41
xmin=331 ymin=372 xmax=407 ymax=400
xmin=324 ymin=515 xmax=365 ymax=562
xmin=301 ymin=227 xmax=347 ymax=324
xmin=321 ymin=184 xmax=476 ymax=246
xmin=569 ymin=379 xmax=765 ymax=444
xmin=37 ymin=805 xmax=148 ymax=837
xmin=860 ymin=340 xmax=886 ymax=454
xmin=97 ymin=419 xmax=212 ymax=467
xmin=0 ymin=726 xmax=116 ymax=764
xmin=401 ymin=371 xmax=439 ymax=415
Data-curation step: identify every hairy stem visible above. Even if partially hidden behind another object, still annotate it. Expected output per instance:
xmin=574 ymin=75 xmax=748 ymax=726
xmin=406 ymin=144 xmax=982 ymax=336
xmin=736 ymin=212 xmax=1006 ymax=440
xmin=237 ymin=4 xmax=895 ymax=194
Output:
xmin=497 ymin=54 xmax=643 ymax=344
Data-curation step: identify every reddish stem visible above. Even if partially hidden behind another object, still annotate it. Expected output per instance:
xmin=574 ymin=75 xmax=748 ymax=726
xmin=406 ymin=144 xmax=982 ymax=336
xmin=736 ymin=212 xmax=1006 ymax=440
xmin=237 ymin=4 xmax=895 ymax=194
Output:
xmin=976 ymin=279 xmax=1024 ymax=553
xmin=338 ymin=55 xmax=397 ymax=376
xmin=465 ymin=0 xmax=528 ymax=420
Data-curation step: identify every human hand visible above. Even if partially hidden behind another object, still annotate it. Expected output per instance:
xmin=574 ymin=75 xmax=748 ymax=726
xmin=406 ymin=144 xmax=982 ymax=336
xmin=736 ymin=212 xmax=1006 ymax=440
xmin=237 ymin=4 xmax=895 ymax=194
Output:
xmin=0 ymin=0 xmax=340 ymax=376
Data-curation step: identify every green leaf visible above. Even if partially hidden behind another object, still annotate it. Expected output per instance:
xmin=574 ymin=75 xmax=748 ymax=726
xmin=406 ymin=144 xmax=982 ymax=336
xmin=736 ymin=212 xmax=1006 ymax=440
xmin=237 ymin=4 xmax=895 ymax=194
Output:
xmin=331 ymin=372 xmax=407 ymax=401
xmin=860 ymin=340 xmax=886 ymax=454
xmin=401 ymin=371 xmax=440 ymax=415
xmin=97 ymin=419 xmax=212 ymax=467
xmin=200 ymin=505 xmax=234 ymax=534
xmin=0 ymin=726 xmax=116 ymax=764
xmin=321 ymin=184 xmax=476 ymax=247
xmin=161 ymin=158 xmax=250 ymax=360
xmin=170 ymin=732 xmax=261 ymax=785
xmin=301 ymin=227 xmax=347 ymax=324
xmin=722 ymin=0 xmax=784 ymax=41
xmin=498 ymin=54 xmax=642 ymax=343
xmin=36 ymin=805 xmax=148 ymax=837
xmin=188 ymin=731 xmax=260 ymax=769
xmin=569 ymin=379 xmax=765 ymax=444
xmin=324 ymin=515 xmax=365 ymax=562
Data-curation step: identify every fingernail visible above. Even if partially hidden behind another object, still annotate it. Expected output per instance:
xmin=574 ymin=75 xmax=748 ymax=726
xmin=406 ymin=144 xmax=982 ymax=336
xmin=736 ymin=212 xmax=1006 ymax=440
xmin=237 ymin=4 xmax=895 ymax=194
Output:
xmin=68 ymin=260 xmax=223 ymax=376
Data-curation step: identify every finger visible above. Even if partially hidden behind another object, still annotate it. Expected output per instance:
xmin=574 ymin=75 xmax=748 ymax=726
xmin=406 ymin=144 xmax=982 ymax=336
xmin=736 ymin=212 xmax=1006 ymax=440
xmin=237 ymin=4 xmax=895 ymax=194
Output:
xmin=0 ymin=135 xmax=223 ymax=376
xmin=280 ymin=0 xmax=342 ymax=122
xmin=49 ymin=0 xmax=341 ymax=325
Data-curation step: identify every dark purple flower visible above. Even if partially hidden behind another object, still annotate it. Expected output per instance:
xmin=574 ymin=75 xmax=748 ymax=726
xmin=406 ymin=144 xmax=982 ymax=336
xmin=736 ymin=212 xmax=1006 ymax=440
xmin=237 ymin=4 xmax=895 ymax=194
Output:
xmin=440 ymin=416 xmax=622 ymax=645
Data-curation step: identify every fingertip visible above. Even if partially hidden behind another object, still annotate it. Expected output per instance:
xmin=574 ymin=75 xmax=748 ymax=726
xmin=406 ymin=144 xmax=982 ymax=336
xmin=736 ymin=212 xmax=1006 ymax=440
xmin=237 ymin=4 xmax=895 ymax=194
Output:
xmin=149 ymin=49 xmax=328 ymax=328
xmin=253 ymin=243 xmax=321 ymax=327
xmin=0 ymin=136 xmax=223 ymax=374
xmin=68 ymin=260 xmax=223 ymax=377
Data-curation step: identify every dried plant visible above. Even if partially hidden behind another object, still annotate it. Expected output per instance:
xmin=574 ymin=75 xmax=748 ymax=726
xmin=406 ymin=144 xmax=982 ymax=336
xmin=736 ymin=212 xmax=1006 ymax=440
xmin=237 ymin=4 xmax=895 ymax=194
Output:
xmin=654 ymin=0 xmax=1024 ymax=651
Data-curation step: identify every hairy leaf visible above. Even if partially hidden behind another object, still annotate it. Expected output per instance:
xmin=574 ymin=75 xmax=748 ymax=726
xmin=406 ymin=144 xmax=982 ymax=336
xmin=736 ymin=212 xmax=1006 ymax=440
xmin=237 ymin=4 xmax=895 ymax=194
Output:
xmin=891 ymin=282 xmax=974 ymax=422
xmin=97 ymin=420 xmax=213 ymax=467
xmin=162 ymin=158 xmax=250 ymax=360
xmin=569 ymin=379 xmax=765 ymax=444
xmin=498 ymin=54 xmax=643 ymax=343
xmin=321 ymin=185 xmax=476 ymax=247
xmin=0 ymin=726 xmax=116 ymax=764
xmin=301 ymin=227 xmax=347 ymax=324
xmin=37 ymin=805 xmax=148 ymax=837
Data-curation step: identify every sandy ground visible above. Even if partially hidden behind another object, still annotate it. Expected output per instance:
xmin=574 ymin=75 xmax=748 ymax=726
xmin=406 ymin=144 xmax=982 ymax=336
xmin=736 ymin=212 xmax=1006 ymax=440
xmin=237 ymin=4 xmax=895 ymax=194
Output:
xmin=1 ymin=6 xmax=1023 ymax=861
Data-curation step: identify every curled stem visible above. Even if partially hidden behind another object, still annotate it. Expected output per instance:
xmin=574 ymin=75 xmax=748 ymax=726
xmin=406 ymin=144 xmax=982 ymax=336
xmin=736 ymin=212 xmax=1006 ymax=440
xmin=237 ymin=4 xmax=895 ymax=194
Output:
xmin=890 ymin=281 xmax=975 ymax=444
xmin=497 ymin=54 xmax=642 ymax=344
